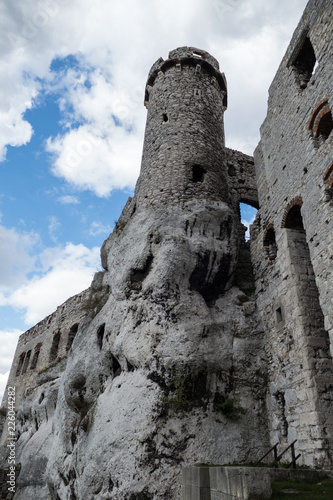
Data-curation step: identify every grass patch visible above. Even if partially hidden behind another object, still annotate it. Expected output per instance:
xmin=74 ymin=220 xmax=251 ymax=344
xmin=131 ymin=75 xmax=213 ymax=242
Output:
xmin=271 ymin=479 xmax=333 ymax=499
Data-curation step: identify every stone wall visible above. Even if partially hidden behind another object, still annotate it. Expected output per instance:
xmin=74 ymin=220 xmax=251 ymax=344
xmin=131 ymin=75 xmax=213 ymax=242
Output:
xmin=181 ymin=466 xmax=332 ymax=500
xmin=225 ymin=148 xmax=258 ymax=210
xmin=0 ymin=289 xmax=90 ymax=446
xmin=252 ymin=0 xmax=333 ymax=467
xmin=135 ymin=47 xmax=229 ymax=209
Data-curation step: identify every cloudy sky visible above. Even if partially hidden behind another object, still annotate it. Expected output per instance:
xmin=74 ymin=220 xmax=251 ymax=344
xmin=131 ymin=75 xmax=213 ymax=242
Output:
xmin=0 ymin=0 xmax=308 ymax=399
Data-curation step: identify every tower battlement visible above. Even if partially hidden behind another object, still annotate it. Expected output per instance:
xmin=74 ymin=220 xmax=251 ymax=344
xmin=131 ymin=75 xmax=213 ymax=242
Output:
xmin=144 ymin=46 xmax=227 ymax=108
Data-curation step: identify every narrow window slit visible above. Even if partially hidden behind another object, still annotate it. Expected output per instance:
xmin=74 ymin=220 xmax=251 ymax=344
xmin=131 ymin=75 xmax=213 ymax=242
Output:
xmin=97 ymin=324 xmax=105 ymax=350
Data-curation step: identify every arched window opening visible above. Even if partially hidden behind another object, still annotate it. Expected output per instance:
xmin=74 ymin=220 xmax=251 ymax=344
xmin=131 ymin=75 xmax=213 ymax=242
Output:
xmin=314 ymin=108 xmax=333 ymax=145
xmin=290 ymin=36 xmax=316 ymax=89
xmin=16 ymin=353 xmax=26 ymax=376
xmin=283 ymin=202 xmax=331 ymax=360
xmin=49 ymin=331 xmax=61 ymax=362
xmin=97 ymin=324 xmax=105 ymax=350
xmin=308 ymin=100 xmax=333 ymax=147
xmin=30 ymin=349 xmax=40 ymax=370
xmin=66 ymin=323 xmax=79 ymax=351
xmin=21 ymin=350 xmax=31 ymax=375
xmin=284 ymin=205 xmax=304 ymax=231
xmin=263 ymin=227 xmax=277 ymax=261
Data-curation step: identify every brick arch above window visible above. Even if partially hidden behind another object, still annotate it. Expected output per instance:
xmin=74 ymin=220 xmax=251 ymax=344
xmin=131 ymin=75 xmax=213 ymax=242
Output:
xmin=323 ymin=162 xmax=333 ymax=187
xmin=281 ymin=196 xmax=304 ymax=229
xmin=308 ymin=99 xmax=333 ymax=144
xmin=323 ymin=162 xmax=333 ymax=203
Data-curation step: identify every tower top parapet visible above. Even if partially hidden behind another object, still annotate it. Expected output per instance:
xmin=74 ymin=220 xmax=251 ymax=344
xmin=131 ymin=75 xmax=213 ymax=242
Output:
xmin=144 ymin=46 xmax=227 ymax=107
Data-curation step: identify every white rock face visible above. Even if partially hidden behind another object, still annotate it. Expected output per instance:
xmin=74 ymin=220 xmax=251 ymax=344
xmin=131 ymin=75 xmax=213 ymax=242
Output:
xmin=4 ymin=197 xmax=268 ymax=499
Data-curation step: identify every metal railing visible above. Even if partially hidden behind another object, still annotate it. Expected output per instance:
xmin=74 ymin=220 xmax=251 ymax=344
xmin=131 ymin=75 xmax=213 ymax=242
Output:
xmin=255 ymin=440 xmax=301 ymax=469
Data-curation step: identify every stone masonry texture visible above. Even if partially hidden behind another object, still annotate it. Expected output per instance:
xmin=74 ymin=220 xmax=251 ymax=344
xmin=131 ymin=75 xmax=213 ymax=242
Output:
xmin=0 ymin=1 xmax=332 ymax=498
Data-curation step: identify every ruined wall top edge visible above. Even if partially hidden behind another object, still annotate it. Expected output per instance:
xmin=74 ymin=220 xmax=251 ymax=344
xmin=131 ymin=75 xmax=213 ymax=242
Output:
xmin=265 ymin=0 xmax=326 ymax=102
xmin=17 ymin=288 xmax=90 ymax=346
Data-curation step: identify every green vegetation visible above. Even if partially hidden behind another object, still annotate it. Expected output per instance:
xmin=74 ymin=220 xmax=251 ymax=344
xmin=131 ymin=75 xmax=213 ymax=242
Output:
xmin=271 ymin=479 xmax=333 ymax=499
xmin=0 ymin=407 xmax=7 ymax=417
xmin=83 ymin=287 xmax=108 ymax=317
xmin=214 ymin=397 xmax=246 ymax=420
xmin=162 ymin=373 xmax=192 ymax=411
xmin=236 ymin=294 xmax=251 ymax=304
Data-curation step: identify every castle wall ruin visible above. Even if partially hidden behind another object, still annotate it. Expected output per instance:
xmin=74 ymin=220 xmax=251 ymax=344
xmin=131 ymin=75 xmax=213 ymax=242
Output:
xmin=251 ymin=0 xmax=333 ymax=466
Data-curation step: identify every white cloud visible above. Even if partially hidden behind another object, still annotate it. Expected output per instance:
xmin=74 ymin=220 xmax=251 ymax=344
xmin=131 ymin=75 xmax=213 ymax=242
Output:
xmin=48 ymin=215 xmax=61 ymax=242
xmin=0 ymin=225 xmax=38 ymax=291
xmin=0 ymin=330 xmax=22 ymax=374
xmin=0 ymin=0 xmax=308 ymax=194
xmin=47 ymin=124 xmax=143 ymax=196
xmin=242 ymin=216 xmax=256 ymax=240
xmin=57 ymin=195 xmax=79 ymax=204
xmin=0 ymin=221 xmax=100 ymax=326
xmin=0 ymin=372 xmax=10 ymax=404
xmin=8 ymin=243 xmax=100 ymax=325
xmin=89 ymin=221 xmax=112 ymax=237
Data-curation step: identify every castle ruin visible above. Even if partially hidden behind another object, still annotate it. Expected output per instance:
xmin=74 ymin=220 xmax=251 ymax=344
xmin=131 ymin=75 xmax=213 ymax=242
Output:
xmin=0 ymin=0 xmax=333 ymax=498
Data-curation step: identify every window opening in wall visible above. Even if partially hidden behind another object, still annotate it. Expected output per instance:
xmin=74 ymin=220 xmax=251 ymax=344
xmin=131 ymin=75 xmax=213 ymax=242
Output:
xmin=49 ymin=331 xmax=61 ymax=362
xmin=192 ymin=164 xmax=206 ymax=183
xmin=264 ymin=227 xmax=277 ymax=261
xmin=162 ymin=113 xmax=168 ymax=122
xmin=284 ymin=205 xmax=304 ymax=231
xmin=97 ymin=324 xmax=105 ymax=350
xmin=111 ymin=354 xmax=121 ymax=378
xmin=309 ymin=100 xmax=333 ymax=148
xmin=325 ymin=186 xmax=333 ymax=203
xmin=276 ymin=307 xmax=283 ymax=324
xmin=315 ymin=108 xmax=333 ymax=144
xmin=66 ymin=323 xmax=79 ymax=351
xmin=16 ymin=353 xmax=26 ymax=376
xmin=21 ymin=350 xmax=31 ymax=374
xmin=324 ymin=163 xmax=333 ymax=203
xmin=284 ymin=202 xmax=332 ymax=366
xmin=240 ymin=203 xmax=258 ymax=241
xmin=30 ymin=349 xmax=40 ymax=370
xmin=291 ymin=36 xmax=316 ymax=89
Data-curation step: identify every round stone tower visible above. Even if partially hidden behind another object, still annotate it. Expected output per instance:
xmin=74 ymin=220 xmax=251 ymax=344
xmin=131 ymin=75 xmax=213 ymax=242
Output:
xmin=135 ymin=47 xmax=229 ymax=208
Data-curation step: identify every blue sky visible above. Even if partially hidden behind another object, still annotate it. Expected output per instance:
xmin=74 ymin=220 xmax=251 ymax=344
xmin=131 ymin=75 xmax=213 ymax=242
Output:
xmin=0 ymin=0 xmax=309 ymax=398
